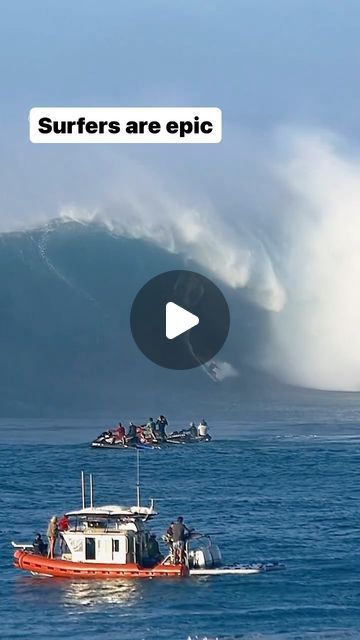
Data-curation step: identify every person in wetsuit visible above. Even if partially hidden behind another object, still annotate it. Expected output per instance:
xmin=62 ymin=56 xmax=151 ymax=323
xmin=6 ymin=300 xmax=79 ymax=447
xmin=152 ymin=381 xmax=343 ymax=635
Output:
xmin=147 ymin=534 xmax=162 ymax=562
xmin=126 ymin=422 xmax=138 ymax=444
xmin=188 ymin=422 xmax=197 ymax=439
xmin=33 ymin=533 xmax=47 ymax=555
xmin=155 ymin=415 xmax=168 ymax=442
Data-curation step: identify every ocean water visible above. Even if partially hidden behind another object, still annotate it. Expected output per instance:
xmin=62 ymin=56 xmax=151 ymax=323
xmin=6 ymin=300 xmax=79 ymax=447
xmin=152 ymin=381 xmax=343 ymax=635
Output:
xmin=1 ymin=412 xmax=360 ymax=640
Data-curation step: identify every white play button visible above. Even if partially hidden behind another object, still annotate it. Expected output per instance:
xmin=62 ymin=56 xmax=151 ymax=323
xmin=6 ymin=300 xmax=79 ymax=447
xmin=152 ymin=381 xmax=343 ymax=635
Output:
xmin=166 ymin=301 xmax=199 ymax=340
xmin=130 ymin=270 xmax=230 ymax=369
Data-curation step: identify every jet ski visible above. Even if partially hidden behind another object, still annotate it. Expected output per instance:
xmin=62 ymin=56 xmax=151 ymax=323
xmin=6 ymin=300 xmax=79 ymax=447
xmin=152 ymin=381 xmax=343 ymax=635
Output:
xmin=91 ymin=422 xmax=212 ymax=449
xmin=166 ymin=430 xmax=212 ymax=444
xmin=91 ymin=430 xmax=159 ymax=450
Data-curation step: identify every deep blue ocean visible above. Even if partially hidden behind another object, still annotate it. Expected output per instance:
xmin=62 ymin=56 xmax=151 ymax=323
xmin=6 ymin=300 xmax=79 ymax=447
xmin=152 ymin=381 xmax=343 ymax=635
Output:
xmin=1 ymin=405 xmax=360 ymax=640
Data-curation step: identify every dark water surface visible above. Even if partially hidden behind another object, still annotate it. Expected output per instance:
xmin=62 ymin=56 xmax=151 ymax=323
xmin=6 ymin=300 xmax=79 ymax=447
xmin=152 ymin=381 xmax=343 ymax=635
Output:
xmin=1 ymin=416 xmax=360 ymax=639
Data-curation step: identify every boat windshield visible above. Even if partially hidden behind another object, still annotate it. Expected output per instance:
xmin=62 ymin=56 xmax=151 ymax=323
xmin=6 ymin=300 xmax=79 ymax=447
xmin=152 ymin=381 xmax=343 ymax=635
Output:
xmin=67 ymin=515 xmax=146 ymax=532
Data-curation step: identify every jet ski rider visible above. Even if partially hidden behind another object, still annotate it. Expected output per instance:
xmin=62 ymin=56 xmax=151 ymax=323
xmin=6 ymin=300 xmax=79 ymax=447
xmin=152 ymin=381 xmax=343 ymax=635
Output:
xmin=113 ymin=422 xmax=126 ymax=444
xmin=126 ymin=421 xmax=138 ymax=444
xmin=144 ymin=418 xmax=156 ymax=441
xmin=188 ymin=422 xmax=197 ymax=439
xmin=155 ymin=415 xmax=168 ymax=442
xmin=33 ymin=533 xmax=47 ymax=556
xmin=197 ymin=419 xmax=208 ymax=438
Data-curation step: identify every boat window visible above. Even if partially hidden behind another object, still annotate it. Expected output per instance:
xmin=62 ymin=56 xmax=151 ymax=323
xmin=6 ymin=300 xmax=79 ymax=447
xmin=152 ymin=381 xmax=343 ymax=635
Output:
xmin=85 ymin=537 xmax=96 ymax=560
xmin=112 ymin=539 xmax=120 ymax=552
xmin=87 ymin=520 xmax=104 ymax=529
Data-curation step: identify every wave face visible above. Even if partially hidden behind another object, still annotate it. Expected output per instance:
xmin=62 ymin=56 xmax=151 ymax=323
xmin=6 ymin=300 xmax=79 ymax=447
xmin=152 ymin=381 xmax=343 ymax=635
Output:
xmin=0 ymin=222 xmax=268 ymax=415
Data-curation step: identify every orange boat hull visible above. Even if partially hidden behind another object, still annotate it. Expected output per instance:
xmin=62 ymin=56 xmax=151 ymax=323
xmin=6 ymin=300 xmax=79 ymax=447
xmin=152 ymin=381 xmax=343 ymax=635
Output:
xmin=14 ymin=550 xmax=188 ymax=579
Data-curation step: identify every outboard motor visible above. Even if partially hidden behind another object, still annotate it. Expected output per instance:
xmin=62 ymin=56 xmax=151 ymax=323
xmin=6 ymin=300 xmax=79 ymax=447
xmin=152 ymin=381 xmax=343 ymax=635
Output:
xmin=189 ymin=547 xmax=213 ymax=569
xmin=208 ymin=542 xmax=222 ymax=566
xmin=187 ymin=535 xmax=222 ymax=569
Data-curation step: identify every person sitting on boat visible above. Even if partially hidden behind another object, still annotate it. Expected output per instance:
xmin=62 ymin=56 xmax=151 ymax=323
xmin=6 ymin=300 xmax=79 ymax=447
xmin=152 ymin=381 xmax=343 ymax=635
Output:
xmin=155 ymin=415 xmax=168 ymax=442
xmin=47 ymin=515 xmax=58 ymax=559
xmin=33 ymin=533 xmax=47 ymax=556
xmin=113 ymin=422 xmax=126 ymax=444
xmin=144 ymin=418 xmax=156 ymax=441
xmin=172 ymin=516 xmax=190 ymax=564
xmin=197 ymin=419 xmax=208 ymax=438
xmin=126 ymin=421 xmax=138 ymax=444
xmin=147 ymin=534 xmax=163 ymax=563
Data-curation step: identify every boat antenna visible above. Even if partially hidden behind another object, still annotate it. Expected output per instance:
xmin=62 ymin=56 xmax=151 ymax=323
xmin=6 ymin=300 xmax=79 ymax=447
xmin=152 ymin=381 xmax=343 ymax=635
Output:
xmin=136 ymin=449 xmax=141 ymax=509
xmin=89 ymin=473 xmax=94 ymax=508
xmin=81 ymin=470 xmax=86 ymax=509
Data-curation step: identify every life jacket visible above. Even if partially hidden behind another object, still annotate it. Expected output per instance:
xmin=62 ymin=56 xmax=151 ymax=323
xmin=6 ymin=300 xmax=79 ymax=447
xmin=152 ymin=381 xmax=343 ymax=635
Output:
xmin=58 ymin=517 xmax=69 ymax=531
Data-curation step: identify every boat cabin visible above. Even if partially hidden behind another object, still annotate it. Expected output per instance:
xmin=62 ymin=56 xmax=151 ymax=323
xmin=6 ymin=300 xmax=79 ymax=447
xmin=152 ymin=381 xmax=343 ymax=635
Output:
xmin=62 ymin=504 xmax=160 ymax=567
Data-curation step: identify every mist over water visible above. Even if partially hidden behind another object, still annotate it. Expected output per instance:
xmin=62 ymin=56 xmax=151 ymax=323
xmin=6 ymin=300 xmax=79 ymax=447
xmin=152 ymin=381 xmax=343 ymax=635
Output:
xmin=267 ymin=131 xmax=360 ymax=390
xmin=1 ymin=128 xmax=360 ymax=392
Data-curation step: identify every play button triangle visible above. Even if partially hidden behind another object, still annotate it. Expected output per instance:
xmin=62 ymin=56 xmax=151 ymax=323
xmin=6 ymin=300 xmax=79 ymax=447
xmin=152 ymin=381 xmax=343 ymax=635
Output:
xmin=166 ymin=302 xmax=199 ymax=340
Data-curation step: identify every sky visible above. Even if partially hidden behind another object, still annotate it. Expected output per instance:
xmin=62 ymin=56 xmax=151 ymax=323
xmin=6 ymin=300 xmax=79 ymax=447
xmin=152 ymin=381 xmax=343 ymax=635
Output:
xmin=1 ymin=1 xmax=360 ymax=135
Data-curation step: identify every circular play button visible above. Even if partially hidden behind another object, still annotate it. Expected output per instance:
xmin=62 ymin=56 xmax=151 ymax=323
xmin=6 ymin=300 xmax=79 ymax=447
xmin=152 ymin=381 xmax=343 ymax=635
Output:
xmin=130 ymin=270 xmax=230 ymax=370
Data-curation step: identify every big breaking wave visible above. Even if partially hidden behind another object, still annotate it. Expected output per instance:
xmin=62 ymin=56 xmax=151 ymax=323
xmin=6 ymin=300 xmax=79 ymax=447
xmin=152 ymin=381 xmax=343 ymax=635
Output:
xmin=2 ymin=127 xmax=360 ymax=391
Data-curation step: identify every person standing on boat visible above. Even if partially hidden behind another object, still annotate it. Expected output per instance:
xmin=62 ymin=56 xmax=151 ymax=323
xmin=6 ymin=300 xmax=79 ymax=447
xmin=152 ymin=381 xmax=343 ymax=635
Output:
xmin=144 ymin=418 xmax=156 ymax=441
xmin=188 ymin=422 xmax=197 ymax=439
xmin=172 ymin=516 xmax=190 ymax=564
xmin=113 ymin=422 xmax=126 ymax=444
xmin=126 ymin=421 xmax=138 ymax=444
xmin=166 ymin=521 xmax=174 ymax=542
xmin=58 ymin=514 xmax=69 ymax=552
xmin=197 ymin=419 xmax=208 ymax=438
xmin=163 ymin=521 xmax=175 ymax=551
xmin=47 ymin=515 xmax=58 ymax=558
xmin=155 ymin=415 xmax=168 ymax=442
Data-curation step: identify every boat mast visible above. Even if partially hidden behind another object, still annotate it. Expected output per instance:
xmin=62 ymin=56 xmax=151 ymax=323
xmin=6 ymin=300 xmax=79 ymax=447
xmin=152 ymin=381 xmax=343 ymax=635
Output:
xmin=81 ymin=470 xmax=86 ymax=509
xmin=136 ymin=449 xmax=141 ymax=509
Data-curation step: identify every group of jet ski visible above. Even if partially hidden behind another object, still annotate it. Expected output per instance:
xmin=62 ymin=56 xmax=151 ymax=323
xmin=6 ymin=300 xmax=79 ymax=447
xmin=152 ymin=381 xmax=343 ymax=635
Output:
xmin=91 ymin=416 xmax=212 ymax=449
